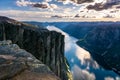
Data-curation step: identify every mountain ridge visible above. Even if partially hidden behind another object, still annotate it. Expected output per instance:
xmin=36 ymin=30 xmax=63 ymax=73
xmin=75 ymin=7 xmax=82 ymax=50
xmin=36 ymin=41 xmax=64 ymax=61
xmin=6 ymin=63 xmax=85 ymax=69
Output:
xmin=77 ymin=25 xmax=120 ymax=75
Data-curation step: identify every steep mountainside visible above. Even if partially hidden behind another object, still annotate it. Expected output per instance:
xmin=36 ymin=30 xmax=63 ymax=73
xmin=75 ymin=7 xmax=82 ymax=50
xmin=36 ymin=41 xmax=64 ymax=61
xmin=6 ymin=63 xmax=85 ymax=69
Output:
xmin=0 ymin=16 xmax=72 ymax=80
xmin=77 ymin=26 xmax=120 ymax=75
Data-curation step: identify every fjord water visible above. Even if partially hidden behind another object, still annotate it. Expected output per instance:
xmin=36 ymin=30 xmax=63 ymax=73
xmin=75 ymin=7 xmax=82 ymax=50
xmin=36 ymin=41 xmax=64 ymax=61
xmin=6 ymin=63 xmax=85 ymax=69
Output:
xmin=26 ymin=22 xmax=120 ymax=80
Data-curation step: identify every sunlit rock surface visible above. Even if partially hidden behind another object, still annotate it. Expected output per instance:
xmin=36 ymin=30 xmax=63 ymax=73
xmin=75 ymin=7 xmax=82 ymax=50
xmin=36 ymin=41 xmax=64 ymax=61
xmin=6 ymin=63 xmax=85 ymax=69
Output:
xmin=0 ymin=40 xmax=60 ymax=80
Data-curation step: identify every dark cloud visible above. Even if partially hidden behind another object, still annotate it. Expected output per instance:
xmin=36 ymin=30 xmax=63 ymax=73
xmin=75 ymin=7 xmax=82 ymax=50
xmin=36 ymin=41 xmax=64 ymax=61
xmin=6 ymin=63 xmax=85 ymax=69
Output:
xmin=72 ymin=65 xmax=96 ymax=80
xmin=74 ymin=0 xmax=93 ymax=4
xmin=87 ymin=0 xmax=120 ymax=11
xmin=80 ymin=11 xmax=84 ymax=12
xmin=32 ymin=3 xmax=48 ymax=8
xmin=58 ymin=0 xmax=93 ymax=4
xmin=87 ymin=3 xmax=111 ymax=11
xmin=116 ymin=6 xmax=120 ymax=8
xmin=74 ymin=14 xmax=80 ymax=17
xmin=110 ymin=10 xmax=119 ymax=13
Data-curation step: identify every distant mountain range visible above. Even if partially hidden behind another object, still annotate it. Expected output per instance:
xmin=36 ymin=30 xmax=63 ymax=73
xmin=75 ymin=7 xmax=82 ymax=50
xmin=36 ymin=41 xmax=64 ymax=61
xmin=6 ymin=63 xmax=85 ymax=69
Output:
xmin=25 ymin=21 xmax=120 ymax=39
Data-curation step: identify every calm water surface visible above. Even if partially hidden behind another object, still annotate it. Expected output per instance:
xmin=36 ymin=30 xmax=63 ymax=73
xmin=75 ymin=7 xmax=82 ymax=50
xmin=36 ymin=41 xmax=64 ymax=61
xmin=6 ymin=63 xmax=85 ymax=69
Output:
xmin=47 ymin=26 xmax=120 ymax=80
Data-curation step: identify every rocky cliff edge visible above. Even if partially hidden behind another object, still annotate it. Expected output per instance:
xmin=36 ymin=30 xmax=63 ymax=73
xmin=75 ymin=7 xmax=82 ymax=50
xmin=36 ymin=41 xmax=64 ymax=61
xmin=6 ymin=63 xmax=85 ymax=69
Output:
xmin=0 ymin=40 xmax=60 ymax=80
xmin=0 ymin=16 xmax=72 ymax=80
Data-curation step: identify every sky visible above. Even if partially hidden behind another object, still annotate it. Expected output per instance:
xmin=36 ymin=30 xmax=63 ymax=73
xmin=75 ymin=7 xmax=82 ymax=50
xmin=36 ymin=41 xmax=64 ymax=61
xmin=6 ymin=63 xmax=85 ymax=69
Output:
xmin=0 ymin=0 xmax=120 ymax=22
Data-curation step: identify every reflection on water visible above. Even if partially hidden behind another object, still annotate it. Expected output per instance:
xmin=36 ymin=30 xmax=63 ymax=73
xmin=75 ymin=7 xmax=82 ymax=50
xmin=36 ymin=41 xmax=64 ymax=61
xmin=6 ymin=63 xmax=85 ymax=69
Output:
xmin=47 ymin=26 xmax=120 ymax=80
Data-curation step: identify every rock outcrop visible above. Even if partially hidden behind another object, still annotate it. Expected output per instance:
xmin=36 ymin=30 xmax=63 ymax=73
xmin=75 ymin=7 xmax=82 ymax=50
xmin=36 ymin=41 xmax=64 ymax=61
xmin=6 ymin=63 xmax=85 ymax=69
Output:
xmin=0 ymin=16 xmax=72 ymax=80
xmin=77 ymin=26 xmax=120 ymax=75
xmin=0 ymin=40 xmax=60 ymax=80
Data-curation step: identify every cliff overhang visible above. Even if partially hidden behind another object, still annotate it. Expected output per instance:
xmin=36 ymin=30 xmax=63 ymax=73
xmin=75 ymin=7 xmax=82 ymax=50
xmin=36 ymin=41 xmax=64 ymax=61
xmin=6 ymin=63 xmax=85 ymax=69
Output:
xmin=0 ymin=16 xmax=72 ymax=80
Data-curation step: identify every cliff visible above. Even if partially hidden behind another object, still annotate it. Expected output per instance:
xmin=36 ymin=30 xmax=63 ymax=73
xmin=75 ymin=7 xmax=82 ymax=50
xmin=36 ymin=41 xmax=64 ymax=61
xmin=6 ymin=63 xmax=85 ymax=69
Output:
xmin=77 ymin=26 xmax=120 ymax=75
xmin=0 ymin=40 xmax=60 ymax=80
xmin=0 ymin=16 xmax=72 ymax=80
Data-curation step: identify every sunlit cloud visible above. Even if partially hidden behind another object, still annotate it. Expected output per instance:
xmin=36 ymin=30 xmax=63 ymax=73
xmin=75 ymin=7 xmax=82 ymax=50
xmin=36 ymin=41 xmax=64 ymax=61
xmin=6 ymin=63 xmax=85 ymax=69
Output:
xmin=0 ymin=10 xmax=57 ymax=21
xmin=72 ymin=65 xmax=96 ymax=80
xmin=13 ymin=0 xmax=120 ymax=21
xmin=105 ymin=76 xmax=120 ymax=80
xmin=44 ymin=0 xmax=52 ymax=2
xmin=50 ymin=4 xmax=58 ymax=9
xmin=16 ymin=0 xmax=58 ymax=10
xmin=75 ymin=45 xmax=99 ymax=69
xmin=16 ymin=0 xmax=33 ymax=7
xmin=104 ymin=77 xmax=114 ymax=80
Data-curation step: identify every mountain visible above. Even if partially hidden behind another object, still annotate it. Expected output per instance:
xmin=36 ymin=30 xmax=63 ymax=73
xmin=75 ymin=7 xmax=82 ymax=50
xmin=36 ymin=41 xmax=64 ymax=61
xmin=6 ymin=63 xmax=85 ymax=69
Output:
xmin=0 ymin=16 xmax=72 ymax=80
xmin=25 ymin=21 xmax=120 ymax=79
xmin=25 ymin=21 xmax=120 ymax=39
xmin=77 ymin=25 xmax=120 ymax=75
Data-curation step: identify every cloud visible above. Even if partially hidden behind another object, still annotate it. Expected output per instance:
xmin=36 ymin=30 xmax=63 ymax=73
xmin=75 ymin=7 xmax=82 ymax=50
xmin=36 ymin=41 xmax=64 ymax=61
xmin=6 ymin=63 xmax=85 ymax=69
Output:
xmin=32 ymin=3 xmax=48 ymax=9
xmin=16 ymin=0 xmax=33 ymax=6
xmin=15 ymin=0 xmax=120 ymax=20
xmin=0 ymin=10 xmax=59 ymax=21
xmin=16 ymin=0 xmax=58 ymax=9
xmin=87 ymin=3 xmax=111 ymax=11
xmin=116 ymin=6 xmax=120 ymax=8
xmin=103 ymin=14 xmax=114 ymax=18
xmin=72 ymin=65 xmax=96 ymax=80
xmin=104 ymin=76 xmax=120 ymax=80
xmin=86 ymin=0 xmax=120 ymax=11
xmin=116 ymin=77 xmax=120 ymax=80
xmin=110 ymin=10 xmax=119 ymax=13
xmin=75 ymin=45 xmax=99 ymax=69
xmin=104 ymin=77 xmax=114 ymax=80
xmin=57 ymin=0 xmax=93 ymax=4
xmin=32 ymin=2 xmax=58 ymax=9
xmin=1 ymin=9 xmax=120 ymax=22
xmin=50 ymin=4 xmax=58 ymax=9
xmin=63 ymin=8 xmax=72 ymax=14
xmin=44 ymin=0 xmax=52 ymax=2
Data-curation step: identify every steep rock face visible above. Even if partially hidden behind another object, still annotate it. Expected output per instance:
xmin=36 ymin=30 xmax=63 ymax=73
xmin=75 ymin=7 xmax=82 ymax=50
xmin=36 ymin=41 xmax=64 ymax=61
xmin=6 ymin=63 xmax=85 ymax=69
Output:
xmin=0 ymin=40 xmax=60 ymax=80
xmin=0 ymin=16 xmax=72 ymax=80
xmin=77 ymin=26 xmax=120 ymax=75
